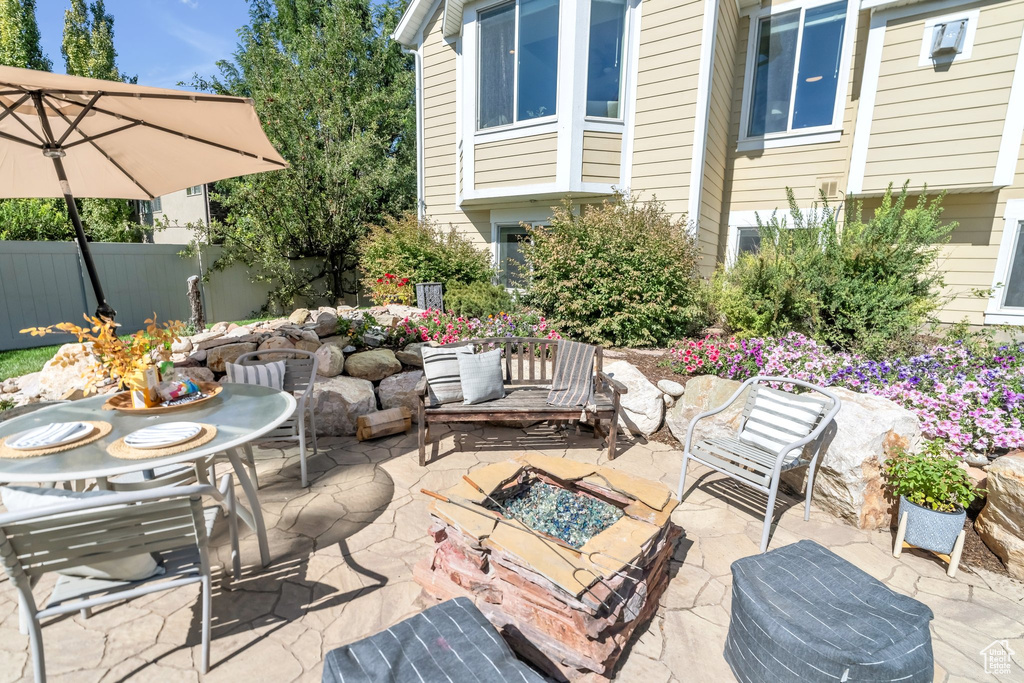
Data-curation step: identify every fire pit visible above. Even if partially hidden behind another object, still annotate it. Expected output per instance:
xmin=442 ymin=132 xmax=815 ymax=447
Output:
xmin=414 ymin=454 xmax=681 ymax=681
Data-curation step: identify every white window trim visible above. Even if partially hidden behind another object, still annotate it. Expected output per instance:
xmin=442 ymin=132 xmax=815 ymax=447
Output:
xmin=985 ymin=199 xmax=1024 ymax=325
xmin=737 ymin=0 xmax=858 ymax=151
xmin=724 ymin=207 xmax=831 ymax=265
xmin=470 ymin=0 xmax=563 ymax=135
xmin=915 ymin=8 xmax=978 ymax=67
xmin=490 ymin=207 xmax=551 ymax=288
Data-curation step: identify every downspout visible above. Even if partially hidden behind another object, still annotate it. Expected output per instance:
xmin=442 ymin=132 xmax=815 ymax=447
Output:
xmin=403 ymin=46 xmax=426 ymax=221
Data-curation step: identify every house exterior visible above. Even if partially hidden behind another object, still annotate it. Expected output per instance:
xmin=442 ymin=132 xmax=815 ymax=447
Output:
xmin=393 ymin=0 xmax=1024 ymax=326
xmin=137 ymin=184 xmax=211 ymax=244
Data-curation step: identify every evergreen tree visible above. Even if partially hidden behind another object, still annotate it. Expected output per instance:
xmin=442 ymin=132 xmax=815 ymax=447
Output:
xmin=61 ymin=0 xmax=118 ymax=80
xmin=0 ymin=0 xmax=51 ymax=70
xmin=61 ymin=0 xmax=141 ymax=242
xmin=194 ymin=0 xmax=416 ymax=308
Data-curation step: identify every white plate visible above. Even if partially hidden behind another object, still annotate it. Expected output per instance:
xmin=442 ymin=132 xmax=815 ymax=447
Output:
xmin=124 ymin=422 xmax=203 ymax=450
xmin=8 ymin=422 xmax=93 ymax=451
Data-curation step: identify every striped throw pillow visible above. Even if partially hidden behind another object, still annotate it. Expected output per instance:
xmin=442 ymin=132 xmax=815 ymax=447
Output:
xmin=422 ymin=346 xmax=473 ymax=406
xmin=225 ymin=360 xmax=286 ymax=391
xmin=458 ymin=349 xmax=505 ymax=405
xmin=738 ymin=387 xmax=827 ymax=460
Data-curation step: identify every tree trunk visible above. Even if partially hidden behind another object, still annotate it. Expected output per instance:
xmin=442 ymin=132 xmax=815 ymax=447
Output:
xmin=187 ymin=275 xmax=205 ymax=332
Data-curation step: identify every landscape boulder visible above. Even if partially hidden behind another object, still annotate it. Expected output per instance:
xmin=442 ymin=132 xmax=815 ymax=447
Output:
xmin=319 ymin=335 xmax=352 ymax=349
xmin=310 ymin=376 xmax=377 ymax=436
xmin=976 ymin=453 xmax=1024 ymax=579
xmin=289 ymin=308 xmax=310 ymax=325
xmin=310 ymin=309 xmax=339 ymax=338
xmin=664 ymin=375 xmax=921 ymax=529
xmin=295 ymin=339 xmax=321 ymax=354
xmin=175 ymin=366 xmax=215 ymax=384
xmin=38 ymin=344 xmax=102 ymax=400
xmin=206 ymin=342 xmax=258 ymax=373
xmin=315 ymin=344 xmax=345 ymax=377
xmin=257 ymin=336 xmax=295 ymax=358
xmin=170 ymin=338 xmax=193 ymax=354
xmin=396 ymin=342 xmax=436 ymax=368
xmin=603 ymin=360 xmax=664 ymax=437
xmin=345 ymin=349 xmax=402 ymax=382
xmin=378 ymin=370 xmax=424 ymax=422
xmin=657 ymin=379 xmax=685 ymax=398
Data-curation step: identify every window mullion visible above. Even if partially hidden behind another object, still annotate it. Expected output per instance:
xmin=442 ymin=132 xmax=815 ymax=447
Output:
xmin=513 ymin=0 xmax=521 ymax=124
xmin=786 ymin=8 xmax=806 ymax=133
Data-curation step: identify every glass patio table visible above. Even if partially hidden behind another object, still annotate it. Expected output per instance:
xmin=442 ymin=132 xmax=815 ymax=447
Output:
xmin=0 ymin=383 xmax=297 ymax=567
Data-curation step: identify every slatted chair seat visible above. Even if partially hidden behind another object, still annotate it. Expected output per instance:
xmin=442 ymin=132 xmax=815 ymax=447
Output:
xmin=677 ymin=376 xmax=841 ymax=553
xmin=232 ymin=348 xmax=319 ymax=487
xmin=0 ymin=480 xmax=241 ymax=682
xmin=416 ymin=337 xmax=628 ymax=465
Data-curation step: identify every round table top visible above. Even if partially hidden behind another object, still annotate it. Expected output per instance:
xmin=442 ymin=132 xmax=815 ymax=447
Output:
xmin=0 ymin=383 xmax=297 ymax=483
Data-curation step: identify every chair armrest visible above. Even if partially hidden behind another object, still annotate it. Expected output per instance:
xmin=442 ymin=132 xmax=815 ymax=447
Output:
xmin=415 ymin=376 xmax=428 ymax=397
xmin=597 ymin=372 xmax=628 ymax=395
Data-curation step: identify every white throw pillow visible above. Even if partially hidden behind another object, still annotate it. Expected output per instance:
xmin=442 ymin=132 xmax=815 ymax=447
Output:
xmin=458 ymin=349 xmax=506 ymax=405
xmin=738 ymin=387 xmax=827 ymax=460
xmin=225 ymin=360 xmax=286 ymax=391
xmin=421 ymin=346 xmax=473 ymax=406
xmin=1 ymin=486 xmax=165 ymax=581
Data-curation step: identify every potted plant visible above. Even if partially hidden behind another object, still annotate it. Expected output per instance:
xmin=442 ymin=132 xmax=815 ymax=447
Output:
xmin=884 ymin=441 xmax=983 ymax=576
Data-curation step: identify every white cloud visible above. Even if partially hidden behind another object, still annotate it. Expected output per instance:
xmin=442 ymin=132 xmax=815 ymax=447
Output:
xmin=180 ymin=0 xmax=199 ymax=8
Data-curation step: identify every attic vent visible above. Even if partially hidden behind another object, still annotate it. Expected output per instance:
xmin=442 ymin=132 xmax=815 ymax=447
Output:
xmin=931 ymin=19 xmax=967 ymax=58
xmin=816 ymin=176 xmax=841 ymax=200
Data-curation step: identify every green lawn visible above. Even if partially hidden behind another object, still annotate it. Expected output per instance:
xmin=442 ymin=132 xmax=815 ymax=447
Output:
xmin=0 ymin=344 xmax=61 ymax=382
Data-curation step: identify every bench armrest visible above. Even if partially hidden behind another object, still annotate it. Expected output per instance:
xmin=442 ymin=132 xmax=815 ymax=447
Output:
xmin=415 ymin=376 xmax=428 ymax=397
xmin=598 ymin=371 xmax=628 ymax=395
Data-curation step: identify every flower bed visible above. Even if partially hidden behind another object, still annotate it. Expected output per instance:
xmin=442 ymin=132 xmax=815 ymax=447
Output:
xmin=669 ymin=332 xmax=1024 ymax=459
xmin=396 ymin=309 xmax=561 ymax=346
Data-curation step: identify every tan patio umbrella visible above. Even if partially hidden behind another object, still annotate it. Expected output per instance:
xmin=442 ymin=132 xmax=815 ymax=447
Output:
xmin=0 ymin=65 xmax=287 ymax=319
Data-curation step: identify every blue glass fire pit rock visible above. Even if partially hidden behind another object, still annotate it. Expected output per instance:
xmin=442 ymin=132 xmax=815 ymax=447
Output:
xmin=501 ymin=482 xmax=624 ymax=549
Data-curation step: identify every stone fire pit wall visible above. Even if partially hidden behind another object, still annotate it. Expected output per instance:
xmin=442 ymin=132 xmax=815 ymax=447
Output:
xmin=414 ymin=454 xmax=681 ymax=681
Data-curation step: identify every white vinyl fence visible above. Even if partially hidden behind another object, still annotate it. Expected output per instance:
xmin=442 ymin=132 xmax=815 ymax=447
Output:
xmin=0 ymin=242 xmax=288 ymax=351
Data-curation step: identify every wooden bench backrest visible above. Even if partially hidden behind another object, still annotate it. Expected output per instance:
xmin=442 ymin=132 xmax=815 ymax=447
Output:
xmin=442 ymin=337 xmax=603 ymax=386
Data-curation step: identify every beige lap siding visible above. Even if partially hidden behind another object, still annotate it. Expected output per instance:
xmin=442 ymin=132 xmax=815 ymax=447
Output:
xmin=861 ymin=0 xmax=1024 ymax=194
xmin=474 ymin=133 xmax=558 ymax=190
xmin=581 ymin=131 xmax=622 ymax=185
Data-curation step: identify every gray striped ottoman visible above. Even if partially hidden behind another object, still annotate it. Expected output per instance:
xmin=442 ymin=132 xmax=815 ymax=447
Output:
xmin=322 ymin=597 xmax=548 ymax=683
xmin=725 ymin=540 xmax=934 ymax=682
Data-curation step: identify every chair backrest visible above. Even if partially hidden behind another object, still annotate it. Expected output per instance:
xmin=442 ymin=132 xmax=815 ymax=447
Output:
xmin=442 ymin=337 xmax=603 ymax=386
xmin=737 ymin=376 xmax=841 ymax=456
xmin=235 ymin=348 xmax=318 ymax=398
xmin=0 ymin=485 xmax=215 ymax=582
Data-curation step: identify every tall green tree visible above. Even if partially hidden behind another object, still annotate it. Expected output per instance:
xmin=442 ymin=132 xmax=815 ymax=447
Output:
xmin=194 ymin=0 xmax=416 ymax=309
xmin=61 ymin=0 xmax=141 ymax=242
xmin=61 ymin=0 xmax=117 ymax=80
xmin=0 ymin=0 xmax=50 ymax=70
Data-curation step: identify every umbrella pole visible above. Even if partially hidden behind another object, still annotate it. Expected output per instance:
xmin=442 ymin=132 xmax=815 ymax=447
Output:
xmin=31 ymin=92 xmax=115 ymax=320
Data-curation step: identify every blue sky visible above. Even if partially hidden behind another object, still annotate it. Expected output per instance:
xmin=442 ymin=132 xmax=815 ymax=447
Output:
xmin=36 ymin=0 xmax=251 ymax=90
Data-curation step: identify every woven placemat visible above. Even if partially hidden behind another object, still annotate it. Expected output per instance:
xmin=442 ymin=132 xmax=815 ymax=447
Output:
xmin=107 ymin=424 xmax=217 ymax=460
xmin=0 ymin=421 xmax=113 ymax=459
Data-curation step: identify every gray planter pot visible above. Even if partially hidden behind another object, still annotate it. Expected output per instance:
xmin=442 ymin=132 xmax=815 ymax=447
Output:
xmin=900 ymin=495 xmax=965 ymax=555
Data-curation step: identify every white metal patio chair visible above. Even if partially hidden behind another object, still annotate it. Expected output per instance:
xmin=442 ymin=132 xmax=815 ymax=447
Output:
xmin=231 ymin=348 xmax=319 ymax=487
xmin=0 ymin=479 xmax=240 ymax=682
xmin=677 ymin=376 xmax=841 ymax=553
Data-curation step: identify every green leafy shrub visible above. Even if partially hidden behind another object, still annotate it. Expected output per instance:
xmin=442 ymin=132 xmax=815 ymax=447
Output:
xmin=522 ymin=193 xmax=709 ymax=347
xmin=712 ymin=183 xmax=955 ymax=356
xmin=883 ymin=441 xmax=982 ymax=512
xmin=358 ymin=214 xmax=495 ymax=299
xmin=445 ymin=281 xmax=515 ymax=319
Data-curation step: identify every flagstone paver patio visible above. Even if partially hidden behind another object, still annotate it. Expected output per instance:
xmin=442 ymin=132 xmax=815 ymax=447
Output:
xmin=1 ymin=424 xmax=1022 ymax=682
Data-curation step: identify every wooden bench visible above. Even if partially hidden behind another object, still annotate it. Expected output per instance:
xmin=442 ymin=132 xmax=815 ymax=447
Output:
xmin=415 ymin=337 xmax=628 ymax=466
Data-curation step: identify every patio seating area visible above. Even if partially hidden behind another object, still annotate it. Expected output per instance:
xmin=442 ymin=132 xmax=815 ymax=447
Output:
xmin=0 ymin=423 xmax=1019 ymax=682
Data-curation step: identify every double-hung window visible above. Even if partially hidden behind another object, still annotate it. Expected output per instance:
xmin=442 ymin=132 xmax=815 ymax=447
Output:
xmin=745 ymin=0 xmax=848 ymax=139
xmin=1001 ymin=220 xmax=1024 ymax=309
xmin=478 ymin=0 xmax=559 ymax=130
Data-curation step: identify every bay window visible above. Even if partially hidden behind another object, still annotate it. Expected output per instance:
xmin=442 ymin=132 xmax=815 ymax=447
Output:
xmin=586 ymin=0 xmax=628 ymax=118
xmin=1001 ymin=221 xmax=1024 ymax=309
xmin=746 ymin=0 xmax=848 ymax=139
xmin=478 ymin=0 xmax=559 ymax=130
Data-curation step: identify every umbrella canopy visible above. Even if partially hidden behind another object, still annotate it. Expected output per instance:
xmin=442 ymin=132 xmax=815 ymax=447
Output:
xmin=0 ymin=65 xmax=287 ymax=318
